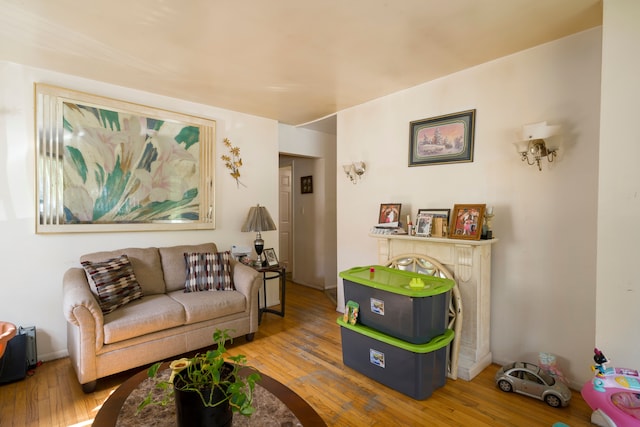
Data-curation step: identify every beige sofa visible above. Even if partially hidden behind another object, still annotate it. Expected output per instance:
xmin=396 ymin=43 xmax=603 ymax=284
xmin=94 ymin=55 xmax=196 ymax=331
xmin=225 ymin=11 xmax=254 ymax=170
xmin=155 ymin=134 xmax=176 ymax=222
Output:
xmin=62 ymin=243 xmax=261 ymax=392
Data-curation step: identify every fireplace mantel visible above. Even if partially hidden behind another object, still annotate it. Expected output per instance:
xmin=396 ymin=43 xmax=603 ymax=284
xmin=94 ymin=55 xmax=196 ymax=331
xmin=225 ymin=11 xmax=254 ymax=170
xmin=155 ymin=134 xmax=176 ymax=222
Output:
xmin=370 ymin=234 xmax=498 ymax=380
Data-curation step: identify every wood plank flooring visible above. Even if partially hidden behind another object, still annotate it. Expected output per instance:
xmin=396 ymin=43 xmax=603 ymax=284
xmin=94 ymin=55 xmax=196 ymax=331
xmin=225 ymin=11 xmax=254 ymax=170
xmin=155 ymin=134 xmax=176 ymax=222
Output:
xmin=0 ymin=282 xmax=593 ymax=426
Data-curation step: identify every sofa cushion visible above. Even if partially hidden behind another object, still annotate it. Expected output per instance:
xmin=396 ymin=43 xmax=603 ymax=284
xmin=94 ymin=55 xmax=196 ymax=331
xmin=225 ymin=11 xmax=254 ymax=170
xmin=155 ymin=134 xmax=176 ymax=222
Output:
xmin=102 ymin=294 xmax=186 ymax=344
xmin=168 ymin=290 xmax=246 ymax=324
xmin=81 ymin=255 xmax=144 ymax=314
xmin=159 ymin=243 xmax=217 ymax=292
xmin=184 ymin=251 xmax=234 ymax=292
xmin=81 ymin=247 xmax=165 ymax=295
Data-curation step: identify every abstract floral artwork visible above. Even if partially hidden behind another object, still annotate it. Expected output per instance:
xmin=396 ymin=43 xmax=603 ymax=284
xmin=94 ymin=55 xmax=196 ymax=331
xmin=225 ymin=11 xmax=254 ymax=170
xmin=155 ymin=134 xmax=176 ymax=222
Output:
xmin=35 ymin=84 xmax=216 ymax=233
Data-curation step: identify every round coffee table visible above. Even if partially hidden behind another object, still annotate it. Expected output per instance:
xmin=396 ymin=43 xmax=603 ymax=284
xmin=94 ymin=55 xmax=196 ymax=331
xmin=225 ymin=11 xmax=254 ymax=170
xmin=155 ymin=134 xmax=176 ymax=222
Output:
xmin=93 ymin=366 xmax=326 ymax=426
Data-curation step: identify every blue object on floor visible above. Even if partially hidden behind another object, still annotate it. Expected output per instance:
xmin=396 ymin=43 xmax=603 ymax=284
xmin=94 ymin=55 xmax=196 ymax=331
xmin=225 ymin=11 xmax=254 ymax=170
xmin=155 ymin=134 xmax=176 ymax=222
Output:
xmin=552 ymin=423 xmax=570 ymax=427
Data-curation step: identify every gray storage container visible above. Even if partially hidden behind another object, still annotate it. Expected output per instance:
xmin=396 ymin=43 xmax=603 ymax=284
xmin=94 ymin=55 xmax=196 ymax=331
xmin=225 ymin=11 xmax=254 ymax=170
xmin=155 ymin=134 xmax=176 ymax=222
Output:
xmin=340 ymin=265 xmax=453 ymax=344
xmin=338 ymin=318 xmax=453 ymax=400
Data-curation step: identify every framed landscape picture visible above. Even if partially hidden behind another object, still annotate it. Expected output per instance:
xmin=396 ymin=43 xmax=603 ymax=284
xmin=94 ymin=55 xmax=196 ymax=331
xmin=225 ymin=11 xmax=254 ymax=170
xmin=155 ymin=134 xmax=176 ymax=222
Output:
xmin=409 ymin=109 xmax=476 ymax=166
xmin=450 ymin=204 xmax=486 ymax=240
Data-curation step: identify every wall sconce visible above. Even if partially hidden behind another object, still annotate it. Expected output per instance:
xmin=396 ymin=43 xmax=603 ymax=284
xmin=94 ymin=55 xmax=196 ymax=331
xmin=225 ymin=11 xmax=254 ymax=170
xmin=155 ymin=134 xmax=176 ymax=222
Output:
xmin=343 ymin=161 xmax=366 ymax=184
xmin=513 ymin=121 xmax=561 ymax=171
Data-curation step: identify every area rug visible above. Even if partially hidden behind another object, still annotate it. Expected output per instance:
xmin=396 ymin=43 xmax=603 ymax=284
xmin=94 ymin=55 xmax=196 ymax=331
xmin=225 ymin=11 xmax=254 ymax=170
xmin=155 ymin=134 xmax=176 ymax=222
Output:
xmin=116 ymin=370 xmax=302 ymax=427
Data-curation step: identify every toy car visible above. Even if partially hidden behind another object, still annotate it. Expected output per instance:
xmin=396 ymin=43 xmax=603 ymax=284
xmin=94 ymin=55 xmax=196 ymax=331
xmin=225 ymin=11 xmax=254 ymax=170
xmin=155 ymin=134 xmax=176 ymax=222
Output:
xmin=495 ymin=361 xmax=571 ymax=407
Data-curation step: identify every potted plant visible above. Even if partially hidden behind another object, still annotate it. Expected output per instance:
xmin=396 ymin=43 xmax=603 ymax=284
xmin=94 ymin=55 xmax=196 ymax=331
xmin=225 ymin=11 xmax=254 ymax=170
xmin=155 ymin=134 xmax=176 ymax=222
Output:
xmin=138 ymin=329 xmax=261 ymax=426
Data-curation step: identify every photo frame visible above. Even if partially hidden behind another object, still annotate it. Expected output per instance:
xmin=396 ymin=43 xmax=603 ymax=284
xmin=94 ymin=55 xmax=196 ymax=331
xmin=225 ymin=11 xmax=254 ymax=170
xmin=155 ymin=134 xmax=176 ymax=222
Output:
xmin=35 ymin=83 xmax=216 ymax=233
xmin=378 ymin=203 xmax=401 ymax=227
xmin=450 ymin=204 xmax=486 ymax=240
xmin=417 ymin=208 xmax=450 ymax=238
xmin=409 ymin=109 xmax=476 ymax=166
xmin=417 ymin=209 xmax=450 ymax=222
xmin=415 ymin=214 xmax=433 ymax=237
xmin=263 ymin=248 xmax=279 ymax=267
xmin=301 ymin=175 xmax=313 ymax=194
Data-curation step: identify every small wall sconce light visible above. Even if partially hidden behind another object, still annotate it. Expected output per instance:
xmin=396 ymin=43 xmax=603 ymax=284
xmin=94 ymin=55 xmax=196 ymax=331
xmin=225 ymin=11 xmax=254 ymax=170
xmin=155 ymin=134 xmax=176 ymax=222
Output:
xmin=343 ymin=161 xmax=366 ymax=184
xmin=513 ymin=121 xmax=561 ymax=171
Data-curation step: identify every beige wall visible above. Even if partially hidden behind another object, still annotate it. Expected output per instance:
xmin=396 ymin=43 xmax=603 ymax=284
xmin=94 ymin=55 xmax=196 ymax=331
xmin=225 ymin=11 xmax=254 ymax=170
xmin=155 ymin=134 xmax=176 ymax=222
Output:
xmin=336 ymin=27 xmax=602 ymax=387
xmin=0 ymin=61 xmax=279 ymax=360
xmin=279 ymin=124 xmax=337 ymax=290
xmin=596 ymin=0 xmax=640 ymax=371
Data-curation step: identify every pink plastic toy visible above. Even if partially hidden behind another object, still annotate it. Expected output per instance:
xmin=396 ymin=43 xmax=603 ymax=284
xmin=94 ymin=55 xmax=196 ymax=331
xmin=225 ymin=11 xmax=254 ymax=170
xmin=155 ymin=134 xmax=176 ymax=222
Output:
xmin=581 ymin=348 xmax=640 ymax=427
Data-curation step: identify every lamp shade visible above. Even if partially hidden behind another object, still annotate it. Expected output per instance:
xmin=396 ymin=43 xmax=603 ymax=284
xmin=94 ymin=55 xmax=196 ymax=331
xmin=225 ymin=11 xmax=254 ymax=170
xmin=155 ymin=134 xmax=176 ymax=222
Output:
xmin=241 ymin=204 xmax=276 ymax=232
xmin=521 ymin=121 xmax=561 ymax=141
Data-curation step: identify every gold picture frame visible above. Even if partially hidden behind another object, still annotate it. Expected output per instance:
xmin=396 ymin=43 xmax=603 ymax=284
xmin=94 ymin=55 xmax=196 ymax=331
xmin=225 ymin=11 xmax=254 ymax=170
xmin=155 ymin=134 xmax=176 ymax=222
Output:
xmin=35 ymin=84 xmax=216 ymax=233
xmin=449 ymin=204 xmax=486 ymax=240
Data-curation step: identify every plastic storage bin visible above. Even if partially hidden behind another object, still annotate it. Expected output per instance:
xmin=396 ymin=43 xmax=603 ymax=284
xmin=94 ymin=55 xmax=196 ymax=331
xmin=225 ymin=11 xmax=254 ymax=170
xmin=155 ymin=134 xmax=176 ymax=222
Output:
xmin=340 ymin=265 xmax=454 ymax=344
xmin=338 ymin=317 xmax=453 ymax=399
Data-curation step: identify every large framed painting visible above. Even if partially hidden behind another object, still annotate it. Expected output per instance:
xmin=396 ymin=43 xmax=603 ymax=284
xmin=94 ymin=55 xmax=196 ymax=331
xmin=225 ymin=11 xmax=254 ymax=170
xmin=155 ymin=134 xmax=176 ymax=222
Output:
xmin=409 ymin=109 xmax=476 ymax=166
xmin=35 ymin=84 xmax=216 ymax=233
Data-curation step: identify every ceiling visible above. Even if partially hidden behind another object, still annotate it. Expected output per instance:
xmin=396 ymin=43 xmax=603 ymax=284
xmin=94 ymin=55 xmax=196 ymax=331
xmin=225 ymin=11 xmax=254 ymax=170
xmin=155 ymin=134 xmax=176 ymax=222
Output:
xmin=0 ymin=0 xmax=602 ymax=129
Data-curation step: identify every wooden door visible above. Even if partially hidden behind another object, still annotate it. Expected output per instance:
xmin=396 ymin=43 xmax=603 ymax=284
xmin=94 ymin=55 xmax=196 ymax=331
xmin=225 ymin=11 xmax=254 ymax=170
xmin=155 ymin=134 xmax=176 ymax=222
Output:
xmin=278 ymin=165 xmax=293 ymax=272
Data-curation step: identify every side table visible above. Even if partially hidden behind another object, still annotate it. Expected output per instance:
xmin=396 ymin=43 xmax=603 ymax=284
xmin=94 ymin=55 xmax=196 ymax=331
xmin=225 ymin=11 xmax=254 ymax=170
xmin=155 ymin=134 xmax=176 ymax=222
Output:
xmin=253 ymin=264 xmax=286 ymax=324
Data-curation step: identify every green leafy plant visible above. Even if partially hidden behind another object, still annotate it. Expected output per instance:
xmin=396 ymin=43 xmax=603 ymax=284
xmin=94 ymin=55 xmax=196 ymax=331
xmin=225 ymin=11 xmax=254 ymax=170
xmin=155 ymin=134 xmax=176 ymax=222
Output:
xmin=138 ymin=329 xmax=260 ymax=417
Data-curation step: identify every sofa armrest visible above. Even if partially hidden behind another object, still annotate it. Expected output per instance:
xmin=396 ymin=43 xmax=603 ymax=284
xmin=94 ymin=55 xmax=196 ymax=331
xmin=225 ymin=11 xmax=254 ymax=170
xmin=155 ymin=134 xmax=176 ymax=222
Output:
xmin=231 ymin=260 xmax=261 ymax=298
xmin=62 ymin=268 xmax=104 ymax=351
xmin=230 ymin=260 xmax=261 ymax=332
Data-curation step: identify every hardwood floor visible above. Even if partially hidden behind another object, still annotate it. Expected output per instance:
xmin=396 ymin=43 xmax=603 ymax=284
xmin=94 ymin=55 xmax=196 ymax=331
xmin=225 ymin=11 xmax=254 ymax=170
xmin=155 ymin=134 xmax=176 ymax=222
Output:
xmin=0 ymin=282 xmax=593 ymax=426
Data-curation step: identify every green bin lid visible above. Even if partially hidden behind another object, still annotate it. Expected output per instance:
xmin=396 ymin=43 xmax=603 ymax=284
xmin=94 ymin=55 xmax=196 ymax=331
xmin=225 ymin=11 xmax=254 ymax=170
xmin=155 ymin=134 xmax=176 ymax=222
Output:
xmin=339 ymin=265 xmax=454 ymax=297
xmin=337 ymin=317 xmax=454 ymax=352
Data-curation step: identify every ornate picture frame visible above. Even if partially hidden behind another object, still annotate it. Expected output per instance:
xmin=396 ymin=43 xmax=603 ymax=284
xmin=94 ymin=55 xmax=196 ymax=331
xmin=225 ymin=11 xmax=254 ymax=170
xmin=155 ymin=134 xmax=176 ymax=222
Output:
xmin=409 ymin=109 xmax=476 ymax=166
xmin=35 ymin=84 xmax=216 ymax=233
xmin=450 ymin=204 xmax=486 ymax=240
xmin=415 ymin=214 xmax=433 ymax=237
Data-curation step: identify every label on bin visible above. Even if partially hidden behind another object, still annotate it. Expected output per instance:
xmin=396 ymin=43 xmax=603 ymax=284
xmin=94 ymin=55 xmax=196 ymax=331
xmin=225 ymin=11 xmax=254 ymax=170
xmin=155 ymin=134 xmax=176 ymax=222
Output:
xmin=370 ymin=298 xmax=384 ymax=315
xmin=370 ymin=349 xmax=385 ymax=368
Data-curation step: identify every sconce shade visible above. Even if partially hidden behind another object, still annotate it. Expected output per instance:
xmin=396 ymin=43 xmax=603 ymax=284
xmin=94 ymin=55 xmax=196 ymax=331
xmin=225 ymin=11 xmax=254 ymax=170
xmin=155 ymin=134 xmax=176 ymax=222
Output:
xmin=521 ymin=121 xmax=561 ymax=141
xmin=241 ymin=204 xmax=277 ymax=232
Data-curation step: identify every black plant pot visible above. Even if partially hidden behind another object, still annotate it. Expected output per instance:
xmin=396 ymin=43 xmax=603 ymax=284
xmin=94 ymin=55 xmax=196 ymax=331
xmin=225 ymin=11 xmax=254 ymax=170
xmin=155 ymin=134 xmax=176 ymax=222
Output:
xmin=173 ymin=371 xmax=233 ymax=427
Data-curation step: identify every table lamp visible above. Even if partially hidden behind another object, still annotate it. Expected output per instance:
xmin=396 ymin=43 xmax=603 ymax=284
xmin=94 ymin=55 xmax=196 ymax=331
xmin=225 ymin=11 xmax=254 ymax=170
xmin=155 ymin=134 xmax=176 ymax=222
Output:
xmin=241 ymin=204 xmax=277 ymax=267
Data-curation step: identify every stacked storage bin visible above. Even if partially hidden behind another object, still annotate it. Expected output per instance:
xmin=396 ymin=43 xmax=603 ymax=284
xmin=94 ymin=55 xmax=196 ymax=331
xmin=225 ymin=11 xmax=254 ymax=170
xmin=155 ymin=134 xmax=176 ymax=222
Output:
xmin=338 ymin=265 xmax=454 ymax=399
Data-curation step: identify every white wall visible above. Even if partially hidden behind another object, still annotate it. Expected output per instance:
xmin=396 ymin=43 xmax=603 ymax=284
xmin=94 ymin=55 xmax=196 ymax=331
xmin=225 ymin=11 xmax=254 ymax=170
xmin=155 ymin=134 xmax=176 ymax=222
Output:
xmin=279 ymin=124 xmax=337 ymax=290
xmin=336 ymin=28 xmax=602 ymax=387
xmin=0 ymin=61 xmax=279 ymax=360
xmin=596 ymin=0 xmax=640 ymax=371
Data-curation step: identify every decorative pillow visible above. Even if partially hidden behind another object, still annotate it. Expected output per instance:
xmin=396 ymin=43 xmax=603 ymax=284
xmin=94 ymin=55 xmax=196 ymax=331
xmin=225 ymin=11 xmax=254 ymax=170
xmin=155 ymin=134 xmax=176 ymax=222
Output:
xmin=81 ymin=254 xmax=144 ymax=314
xmin=184 ymin=251 xmax=234 ymax=292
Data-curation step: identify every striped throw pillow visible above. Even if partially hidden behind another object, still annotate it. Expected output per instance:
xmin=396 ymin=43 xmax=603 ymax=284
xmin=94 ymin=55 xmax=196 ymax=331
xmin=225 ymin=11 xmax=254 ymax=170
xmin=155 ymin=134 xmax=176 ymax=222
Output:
xmin=81 ymin=254 xmax=143 ymax=314
xmin=184 ymin=251 xmax=234 ymax=292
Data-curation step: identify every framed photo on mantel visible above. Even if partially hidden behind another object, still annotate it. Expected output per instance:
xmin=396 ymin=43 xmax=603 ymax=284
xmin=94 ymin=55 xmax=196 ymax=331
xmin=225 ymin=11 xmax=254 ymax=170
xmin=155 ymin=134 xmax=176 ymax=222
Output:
xmin=449 ymin=204 xmax=486 ymax=240
xmin=417 ymin=209 xmax=450 ymax=238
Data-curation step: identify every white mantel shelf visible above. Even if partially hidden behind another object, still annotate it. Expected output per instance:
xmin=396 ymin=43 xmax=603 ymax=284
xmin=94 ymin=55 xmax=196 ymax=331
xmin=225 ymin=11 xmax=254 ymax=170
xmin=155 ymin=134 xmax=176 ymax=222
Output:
xmin=369 ymin=233 xmax=498 ymax=381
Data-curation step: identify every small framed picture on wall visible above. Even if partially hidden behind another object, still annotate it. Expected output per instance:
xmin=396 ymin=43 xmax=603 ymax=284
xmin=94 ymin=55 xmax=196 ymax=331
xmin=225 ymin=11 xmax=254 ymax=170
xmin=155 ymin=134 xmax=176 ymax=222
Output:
xmin=301 ymin=176 xmax=313 ymax=194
